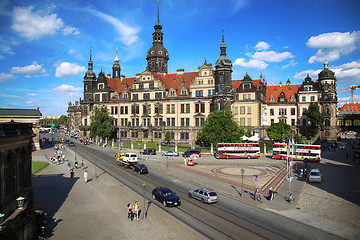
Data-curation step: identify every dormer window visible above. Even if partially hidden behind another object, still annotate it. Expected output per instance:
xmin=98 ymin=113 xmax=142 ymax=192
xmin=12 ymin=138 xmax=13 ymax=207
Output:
xmin=270 ymin=95 xmax=275 ymax=102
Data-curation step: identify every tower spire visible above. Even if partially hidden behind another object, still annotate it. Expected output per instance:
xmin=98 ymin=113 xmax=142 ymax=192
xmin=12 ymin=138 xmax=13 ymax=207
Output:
xmin=222 ymin=25 xmax=224 ymax=43
xmin=157 ymin=0 xmax=160 ymax=24
xmin=88 ymin=47 xmax=93 ymax=70
xmin=324 ymin=47 xmax=328 ymax=69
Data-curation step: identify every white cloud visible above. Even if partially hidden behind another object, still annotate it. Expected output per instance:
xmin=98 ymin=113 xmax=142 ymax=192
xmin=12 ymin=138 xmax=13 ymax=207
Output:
xmin=90 ymin=9 xmax=140 ymax=46
xmin=63 ymin=26 xmax=80 ymax=35
xmin=26 ymin=101 xmax=33 ymax=104
xmin=27 ymin=93 xmax=38 ymax=96
xmin=307 ymin=31 xmax=360 ymax=63
xmin=281 ymin=60 xmax=297 ymax=69
xmin=293 ymin=69 xmax=321 ymax=80
xmin=55 ymin=62 xmax=86 ymax=78
xmin=53 ymin=84 xmax=82 ymax=97
xmin=233 ymin=58 xmax=268 ymax=69
xmin=69 ymin=49 xmax=76 ymax=54
xmin=0 ymin=73 xmax=16 ymax=82
xmin=255 ymin=41 xmax=270 ymax=51
xmin=333 ymin=60 xmax=360 ymax=84
xmin=11 ymin=6 xmax=80 ymax=40
xmin=250 ymin=50 xmax=294 ymax=62
xmin=0 ymin=35 xmax=16 ymax=60
xmin=11 ymin=61 xmax=46 ymax=74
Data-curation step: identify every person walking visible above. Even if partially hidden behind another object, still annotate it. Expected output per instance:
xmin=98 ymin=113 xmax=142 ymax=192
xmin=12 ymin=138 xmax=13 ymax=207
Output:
xmin=184 ymin=157 xmax=187 ymax=166
xmin=75 ymin=160 xmax=78 ymax=169
xmin=70 ymin=169 xmax=74 ymax=181
xmin=81 ymin=160 xmax=84 ymax=169
xmin=127 ymin=203 xmax=134 ymax=221
xmin=133 ymin=201 xmax=140 ymax=221
xmin=84 ymin=170 xmax=88 ymax=183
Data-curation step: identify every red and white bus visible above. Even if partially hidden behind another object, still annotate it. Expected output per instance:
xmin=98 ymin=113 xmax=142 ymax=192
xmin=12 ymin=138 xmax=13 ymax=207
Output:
xmin=216 ymin=143 xmax=261 ymax=159
xmin=272 ymin=143 xmax=321 ymax=162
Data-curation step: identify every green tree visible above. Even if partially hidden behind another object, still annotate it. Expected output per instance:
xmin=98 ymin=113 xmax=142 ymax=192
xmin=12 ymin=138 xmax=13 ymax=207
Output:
xmin=164 ymin=132 xmax=171 ymax=145
xmin=245 ymin=128 xmax=252 ymax=137
xmin=266 ymin=121 xmax=291 ymax=142
xmin=58 ymin=115 xmax=68 ymax=124
xmin=90 ymin=107 xmax=115 ymax=139
xmin=304 ymin=102 xmax=323 ymax=137
xmin=196 ymin=110 xmax=245 ymax=146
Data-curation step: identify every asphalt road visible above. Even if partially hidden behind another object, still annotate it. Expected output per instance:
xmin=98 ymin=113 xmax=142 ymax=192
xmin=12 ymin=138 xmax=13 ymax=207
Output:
xmin=54 ymin=136 xmax=342 ymax=240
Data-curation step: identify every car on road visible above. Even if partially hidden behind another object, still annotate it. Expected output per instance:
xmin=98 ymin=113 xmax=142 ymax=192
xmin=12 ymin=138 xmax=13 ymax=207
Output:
xmin=308 ymin=169 xmax=322 ymax=183
xmin=69 ymin=142 xmax=75 ymax=147
xmin=188 ymin=189 xmax=218 ymax=203
xmin=140 ymin=148 xmax=156 ymax=155
xmin=182 ymin=149 xmax=201 ymax=158
xmin=64 ymin=140 xmax=70 ymax=144
xmin=133 ymin=164 xmax=148 ymax=174
xmin=339 ymin=144 xmax=346 ymax=150
xmin=162 ymin=150 xmax=179 ymax=157
xmin=152 ymin=187 xmax=181 ymax=207
xmin=122 ymin=153 xmax=138 ymax=163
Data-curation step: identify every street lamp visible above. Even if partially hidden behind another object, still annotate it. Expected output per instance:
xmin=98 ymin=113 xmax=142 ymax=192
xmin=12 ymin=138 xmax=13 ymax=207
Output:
xmin=241 ymin=168 xmax=245 ymax=197
xmin=142 ymin=182 xmax=147 ymax=220
xmin=95 ymin=155 xmax=98 ymax=178
xmin=16 ymin=196 xmax=25 ymax=209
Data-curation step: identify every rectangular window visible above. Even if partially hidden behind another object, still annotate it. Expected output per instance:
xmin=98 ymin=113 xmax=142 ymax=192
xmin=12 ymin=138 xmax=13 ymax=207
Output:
xmin=195 ymin=103 xmax=199 ymax=113
xmin=271 ymin=119 xmax=274 ymax=124
xmin=155 ymin=118 xmax=158 ymax=126
xmin=133 ymin=94 xmax=138 ymax=100
xmin=144 ymin=93 xmax=150 ymax=100
xmin=155 ymin=92 xmax=162 ymax=99
xmin=167 ymin=104 xmax=175 ymax=114
xmin=240 ymin=106 xmax=245 ymax=114
xmin=181 ymin=104 xmax=185 ymax=113
xmin=111 ymin=106 xmax=114 ymax=115
xmin=302 ymin=96 xmax=306 ymax=102
xmin=181 ymin=118 xmax=185 ymax=127
xmin=120 ymin=106 xmax=124 ymax=114
xmin=186 ymin=118 xmax=190 ymax=126
xmin=240 ymin=118 xmax=245 ymax=126
xmin=291 ymin=119 xmax=296 ymax=126
xmin=180 ymin=132 xmax=189 ymax=139
xmin=247 ymin=106 xmax=252 ymax=115
xmin=303 ymin=119 xmax=307 ymax=126
xmin=303 ymin=108 xmax=307 ymax=114
xmin=195 ymin=118 xmax=199 ymax=127
xmin=279 ymin=108 xmax=287 ymax=115
xmin=125 ymin=106 xmax=128 ymax=114
xmin=234 ymin=107 xmax=238 ymax=115
xmin=311 ymin=96 xmax=315 ymax=102
xmin=155 ymin=104 xmax=163 ymax=114
xmin=247 ymin=118 xmax=252 ymax=126
xmin=201 ymin=103 xmax=205 ymax=113
xmin=171 ymin=118 xmax=175 ymax=126
xmin=291 ymin=108 xmax=295 ymax=115
xmin=84 ymin=119 xmax=87 ymax=126
xmin=114 ymin=106 xmax=118 ymax=115
xmin=270 ymin=109 xmax=274 ymax=116
xmin=186 ymin=104 xmax=190 ymax=113
xmin=171 ymin=104 xmax=175 ymax=113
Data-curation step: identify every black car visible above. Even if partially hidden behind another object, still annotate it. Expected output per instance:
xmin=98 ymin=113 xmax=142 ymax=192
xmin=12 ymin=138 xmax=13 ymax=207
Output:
xmin=141 ymin=148 xmax=156 ymax=155
xmin=182 ymin=149 xmax=201 ymax=158
xmin=152 ymin=187 xmax=181 ymax=207
xmin=64 ymin=139 xmax=70 ymax=144
xmin=133 ymin=164 xmax=148 ymax=174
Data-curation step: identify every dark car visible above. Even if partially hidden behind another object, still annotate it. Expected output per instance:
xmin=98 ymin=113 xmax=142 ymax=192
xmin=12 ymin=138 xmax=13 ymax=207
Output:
xmin=69 ymin=142 xmax=75 ymax=147
xmin=182 ymin=149 xmax=201 ymax=158
xmin=152 ymin=187 xmax=181 ymax=207
xmin=133 ymin=164 xmax=148 ymax=174
xmin=141 ymin=148 xmax=156 ymax=155
xmin=64 ymin=139 xmax=70 ymax=144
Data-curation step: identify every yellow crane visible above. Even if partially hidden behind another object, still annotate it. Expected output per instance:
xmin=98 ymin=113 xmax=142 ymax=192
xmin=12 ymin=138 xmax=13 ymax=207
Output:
xmin=337 ymin=85 xmax=360 ymax=103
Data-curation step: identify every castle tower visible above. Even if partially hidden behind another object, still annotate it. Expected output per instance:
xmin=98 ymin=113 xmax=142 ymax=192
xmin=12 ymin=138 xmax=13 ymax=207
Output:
xmin=146 ymin=0 xmax=169 ymax=74
xmin=212 ymin=28 xmax=234 ymax=110
xmin=112 ymin=48 xmax=121 ymax=79
xmin=317 ymin=55 xmax=338 ymax=140
xmin=83 ymin=48 xmax=96 ymax=102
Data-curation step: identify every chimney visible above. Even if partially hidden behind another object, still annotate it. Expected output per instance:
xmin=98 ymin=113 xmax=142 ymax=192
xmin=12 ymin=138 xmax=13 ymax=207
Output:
xmin=177 ymin=69 xmax=184 ymax=75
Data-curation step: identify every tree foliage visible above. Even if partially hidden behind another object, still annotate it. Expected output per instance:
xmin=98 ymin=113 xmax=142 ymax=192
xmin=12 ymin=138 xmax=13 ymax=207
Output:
xmin=266 ymin=121 xmax=291 ymax=142
xmin=304 ymin=102 xmax=323 ymax=137
xmin=90 ymin=106 xmax=115 ymax=139
xmin=58 ymin=115 xmax=68 ymax=123
xmin=164 ymin=132 xmax=171 ymax=145
xmin=196 ymin=110 xmax=245 ymax=146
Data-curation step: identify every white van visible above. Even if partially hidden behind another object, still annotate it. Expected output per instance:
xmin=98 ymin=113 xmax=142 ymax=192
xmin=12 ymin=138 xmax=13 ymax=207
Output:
xmin=122 ymin=153 xmax=138 ymax=163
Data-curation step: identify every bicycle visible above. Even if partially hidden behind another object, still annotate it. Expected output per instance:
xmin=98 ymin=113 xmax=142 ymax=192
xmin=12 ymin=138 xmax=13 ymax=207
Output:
xmin=253 ymin=187 xmax=262 ymax=203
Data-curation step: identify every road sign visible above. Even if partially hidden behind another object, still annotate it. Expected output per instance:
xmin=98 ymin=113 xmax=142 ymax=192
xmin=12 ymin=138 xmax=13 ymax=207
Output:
xmin=190 ymin=154 xmax=200 ymax=160
xmin=253 ymin=175 xmax=258 ymax=182
xmin=287 ymin=176 xmax=293 ymax=182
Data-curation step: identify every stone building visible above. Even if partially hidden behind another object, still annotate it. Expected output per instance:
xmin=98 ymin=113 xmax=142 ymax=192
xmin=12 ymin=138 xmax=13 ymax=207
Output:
xmin=67 ymin=3 xmax=339 ymax=143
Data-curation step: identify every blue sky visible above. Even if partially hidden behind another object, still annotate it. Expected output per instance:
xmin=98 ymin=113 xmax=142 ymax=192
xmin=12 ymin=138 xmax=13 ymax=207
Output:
xmin=0 ymin=0 xmax=359 ymax=116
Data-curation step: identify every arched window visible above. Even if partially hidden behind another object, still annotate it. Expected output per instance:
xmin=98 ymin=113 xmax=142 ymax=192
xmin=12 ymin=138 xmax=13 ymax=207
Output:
xmin=337 ymin=120 xmax=344 ymax=126
xmin=354 ymin=119 xmax=360 ymax=126
xmin=325 ymin=119 xmax=330 ymax=126
xmin=345 ymin=120 xmax=352 ymax=126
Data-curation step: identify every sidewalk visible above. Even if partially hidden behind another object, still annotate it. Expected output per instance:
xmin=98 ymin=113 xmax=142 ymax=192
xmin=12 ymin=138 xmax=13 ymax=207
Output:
xmin=32 ymin=145 xmax=203 ymax=240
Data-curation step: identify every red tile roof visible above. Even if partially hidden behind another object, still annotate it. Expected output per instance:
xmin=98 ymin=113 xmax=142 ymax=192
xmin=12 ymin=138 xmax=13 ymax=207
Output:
xmin=231 ymin=79 xmax=262 ymax=90
xmin=106 ymin=77 xmax=136 ymax=99
xmin=154 ymin=72 xmax=198 ymax=96
xmin=266 ymin=84 xmax=301 ymax=103
xmin=338 ymin=103 xmax=360 ymax=114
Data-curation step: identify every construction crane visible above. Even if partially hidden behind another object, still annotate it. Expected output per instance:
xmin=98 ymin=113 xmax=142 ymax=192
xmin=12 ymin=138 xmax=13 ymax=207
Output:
xmin=337 ymin=85 xmax=360 ymax=103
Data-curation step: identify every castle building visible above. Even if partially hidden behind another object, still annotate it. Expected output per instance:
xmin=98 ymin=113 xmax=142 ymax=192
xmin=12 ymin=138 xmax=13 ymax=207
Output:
xmin=67 ymin=2 xmax=338 ymax=143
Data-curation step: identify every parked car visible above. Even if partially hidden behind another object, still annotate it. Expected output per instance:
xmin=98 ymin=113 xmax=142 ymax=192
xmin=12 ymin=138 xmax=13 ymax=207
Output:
xmin=339 ymin=144 xmax=346 ymax=150
xmin=133 ymin=164 xmax=148 ymax=174
xmin=188 ymin=188 xmax=218 ymax=203
xmin=152 ymin=187 xmax=181 ymax=207
xmin=140 ymin=148 xmax=156 ymax=155
xmin=162 ymin=151 xmax=179 ymax=157
xmin=308 ymin=169 xmax=322 ymax=183
xmin=122 ymin=153 xmax=138 ymax=163
xmin=64 ymin=139 xmax=70 ymax=144
xmin=182 ymin=149 xmax=201 ymax=158
xmin=69 ymin=142 xmax=75 ymax=147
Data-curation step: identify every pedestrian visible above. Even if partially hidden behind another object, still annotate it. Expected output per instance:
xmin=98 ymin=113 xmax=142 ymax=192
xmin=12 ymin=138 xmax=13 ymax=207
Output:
xmin=133 ymin=201 xmax=139 ymax=221
xmin=299 ymin=168 xmax=303 ymax=178
xmin=84 ymin=170 xmax=88 ymax=183
xmin=184 ymin=157 xmax=187 ymax=166
xmin=62 ymin=154 xmax=65 ymax=162
xmin=81 ymin=160 xmax=84 ymax=169
xmin=70 ymin=169 xmax=74 ymax=181
xmin=267 ymin=187 xmax=274 ymax=200
xmin=75 ymin=160 xmax=78 ymax=169
xmin=127 ymin=203 xmax=134 ymax=221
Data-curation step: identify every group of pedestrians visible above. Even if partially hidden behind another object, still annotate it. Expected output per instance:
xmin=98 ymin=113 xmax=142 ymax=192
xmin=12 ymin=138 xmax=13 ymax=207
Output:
xmin=127 ymin=201 xmax=140 ymax=221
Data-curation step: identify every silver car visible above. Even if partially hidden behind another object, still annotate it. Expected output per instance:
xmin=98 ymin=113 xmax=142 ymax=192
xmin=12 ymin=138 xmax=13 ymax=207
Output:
xmin=162 ymin=151 xmax=179 ymax=157
xmin=188 ymin=188 xmax=218 ymax=203
xmin=308 ymin=169 xmax=322 ymax=183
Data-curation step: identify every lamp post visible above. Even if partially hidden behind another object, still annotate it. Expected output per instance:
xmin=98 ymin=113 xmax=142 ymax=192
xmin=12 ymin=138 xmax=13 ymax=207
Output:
xmin=95 ymin=155 xmax=97 ymax=178
xmin=16 ymin=196 xmax=25 ymax=209
xmin=142 ymin=182 xmax=147 ymax=220
xmin=241 ymin=168 xmax=245 ymax=197
xmin=0 ymin=213 xmax=5 ymax=229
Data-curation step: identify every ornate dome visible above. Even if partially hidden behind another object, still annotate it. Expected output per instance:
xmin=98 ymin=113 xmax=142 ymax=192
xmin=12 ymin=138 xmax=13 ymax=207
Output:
xmin=147 ymin=45 xmax=169 ymax=59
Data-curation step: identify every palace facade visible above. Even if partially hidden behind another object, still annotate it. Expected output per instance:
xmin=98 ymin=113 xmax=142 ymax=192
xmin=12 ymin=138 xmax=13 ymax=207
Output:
xmin=67 ymin=4 xmax=338 ymax=144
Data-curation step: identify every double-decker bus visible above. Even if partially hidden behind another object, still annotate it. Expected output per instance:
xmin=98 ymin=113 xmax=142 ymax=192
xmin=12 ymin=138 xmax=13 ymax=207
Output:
xmin=216 ymin=142 xmax=261 ymax=159
xmin=272 ymin=143 xmax=321 ymax=162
